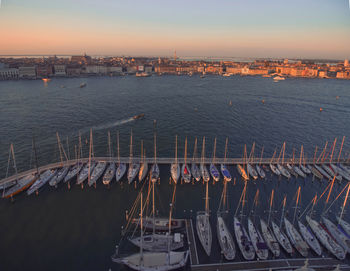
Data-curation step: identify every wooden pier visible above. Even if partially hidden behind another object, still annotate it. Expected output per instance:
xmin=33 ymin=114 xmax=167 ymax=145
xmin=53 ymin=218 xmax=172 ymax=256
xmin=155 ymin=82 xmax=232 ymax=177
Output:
xmin=0 ymin=156 xmax=348 ymax=186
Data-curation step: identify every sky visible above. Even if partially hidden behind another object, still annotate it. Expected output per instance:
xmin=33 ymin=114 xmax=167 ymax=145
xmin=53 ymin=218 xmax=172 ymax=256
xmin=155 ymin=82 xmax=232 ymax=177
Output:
xmin=0 ymin=0 xmax=349 ymax=59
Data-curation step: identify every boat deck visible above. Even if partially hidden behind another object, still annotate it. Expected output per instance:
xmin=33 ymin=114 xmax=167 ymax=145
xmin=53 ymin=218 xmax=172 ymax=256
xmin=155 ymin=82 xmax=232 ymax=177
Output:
xmin=185 ymin=219 xmax=199 ymax=265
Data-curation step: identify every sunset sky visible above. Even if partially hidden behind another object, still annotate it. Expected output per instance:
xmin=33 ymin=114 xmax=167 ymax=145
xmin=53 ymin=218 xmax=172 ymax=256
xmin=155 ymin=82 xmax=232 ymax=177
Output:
xmin=0 ymin=0 xmax=349 ymax=59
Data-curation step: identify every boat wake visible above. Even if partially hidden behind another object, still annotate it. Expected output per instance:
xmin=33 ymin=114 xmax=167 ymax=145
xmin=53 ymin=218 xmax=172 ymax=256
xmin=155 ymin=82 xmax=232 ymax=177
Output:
xmin=90 ymin=117 xmax=135 ymax=131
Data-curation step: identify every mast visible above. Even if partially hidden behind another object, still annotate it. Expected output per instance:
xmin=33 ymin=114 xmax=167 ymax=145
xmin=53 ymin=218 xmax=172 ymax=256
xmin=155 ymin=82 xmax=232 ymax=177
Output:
xmin=241 ymin=181 xmax=247 ymax=220
xmin=129 ymin=130 xmax=133 ymax=165
xmin=201 ymin=137 xmax=206 ymax=165
xmin=259 ymin=146 xmax=264 ymax=165
xmin=175 ymin=135 xmax=178 ymax=164
xmin=293 ymin=187 xmax=301 ymax=224
xmin=299 ymin=145 xmax=303 ymax=166
xmin=66 ymin=136 xmax=70 ymax=161
xmin=32 ymin=136 xmax=40 ymax=176
xmin=224 ymin=137 xmax=228 ymax=163
xmin=140 ymin=192 xmax=144 ymax=266
xmin=193 ymin=137 xmax=198 ymax=162
xmin=117 ymin=131 xmax=120 ymax=165
xmin=280 ymin=195 xmax=286 ymax=228
xmin=56 ymin=132 xmax=64 ymax=166
xmin=184 ymin=136 xmax=188 ymax=164
xmin=11 ymin=144 xmax=18 ymax=181
xmin=88 ymin=129 xmax=93 ymax=184
xmin=338 ymin=136 xmax=345 ymax=163
xmin=330 ymin=138 xmax=337 ymax=163
xmin=152 ymin=181 xmax=155 ymax=234
xmin=212 ymin=137 xmax=217 ymax=163
xmin=205 ymin=180 xmax=209 ymax=214
xmin=153 ymin=121 xmax=157 ymax=164
xmin=268 ymin=189 xmax=274 ymax=225
xmin=141 ymin=140 xmax=144 ymax=163
xmin=108 ymin=131 xmax=112 ymax=162
xmin=339 ymin=183 xmax=350 ymax=225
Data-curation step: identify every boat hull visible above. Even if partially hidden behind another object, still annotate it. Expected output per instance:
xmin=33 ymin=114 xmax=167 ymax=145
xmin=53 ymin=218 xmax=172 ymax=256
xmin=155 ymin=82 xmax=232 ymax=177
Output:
xmin=196 ymin=211 xmax=212 ymax=256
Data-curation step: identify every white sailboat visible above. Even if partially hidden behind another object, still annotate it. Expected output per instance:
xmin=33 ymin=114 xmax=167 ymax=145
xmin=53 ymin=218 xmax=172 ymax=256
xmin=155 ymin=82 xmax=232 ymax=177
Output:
xmin=277 ymin=164 xmax=291 ymax=178
xmin=115 ymin=131 xmax=126 ymax=182
xmin=220 ymin=138 xmax=232 ymax=182
xmin=217 ymin=215 xmax=235 ymax=260
xmin=27 ymin=169 xmax=57 ymax=195
xmin=284 ymin=217 xmax=309 ymax=257
xmin=298 ymin=220 xmax=322 ymax=256
xmin=337 ymin=217 xmax=350 ymax=237
xmin=181 ymin=137 xmax=191 ymax=183
xmin=138 ymin=143 xmax=148 ymax=182
xmin=209 ymin=137 xmax=220 ymax=182
xmin=271 ymin=221 xmax=293 ymax=254
xmin=322 ymin=164 xmax=342 ymax=182
xmin=322 ymin=217 xmax=350 ymax=253
xmin=77 ymin=129 xmax=95 ymax=186
xmin=260 ymin=219 xmax=280 ymax=257
xmin=330 ymin=164 xmax=350 ymax=181
xmin=270 ymin=164 xmax=281 ymax=176
xmin=247 ymin=164 xmax=258 ymax=180
xmin=256 ymin=146 xmax=266 ymax=178
xmin=196 ymin=180 xmax=212 ymax=256
xmin=128 ymin=130 xmax=140 ymax=184
xmin=306 ymin=215 xmax=345 ymax=260
xmin=248 ymin=218 xmax=269 ymax=260
xmin=170 ymin=135 xmax=180 ymax=183
xmin=200 ymin=137 xmax=210 ymax=182
xmin=103 ymin=131 xmax=116 ymax=186
xmin=237 ymin=164 xmax=249 ymax=181
xmin=89 ymin=161 xmax=107 ymax=187
xmin=191 ymin=137 xmax=201 ymax=182
xmin=150 ymin=125 xmax=159 ymax=183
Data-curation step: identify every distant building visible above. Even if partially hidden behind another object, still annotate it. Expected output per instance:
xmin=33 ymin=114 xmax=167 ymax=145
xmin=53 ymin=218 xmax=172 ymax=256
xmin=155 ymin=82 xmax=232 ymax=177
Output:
xmin=155 ymin=65 xmax=176 ymax=74
xmin=0 ymin=63 xmax=5 ymax=69
xmin=19 ymin=66 xmax=36 ymax=79
xmin=0 ymin=68 xmax=19 ymax=80
xmin=283 ymin=59 xmax=289 ymax=64
xmin=36 ymin=65 xmax=53 ymax=78
xmin=71 ymin=54 xmax=91 ymax=65
xmin=107 ymin=66 xmax=123 ymax=74
xmin=336 ymin=71 xmax=350 ymax=79
xmin=54 ymin=65 xmax=66 ymax=76
xmin=84 ymin=65 xmax=107 ymax=74
xmin=66 ymin=66 xmax=82 ymax=76
xmin=345 ymin=59 xmax=349 ymax=67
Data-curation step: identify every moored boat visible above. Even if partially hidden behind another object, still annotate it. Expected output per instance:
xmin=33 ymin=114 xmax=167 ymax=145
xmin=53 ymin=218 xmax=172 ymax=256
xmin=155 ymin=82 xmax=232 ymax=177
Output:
xmin=247 ymin=164 xmax=258 ymax=180
xmin=217 ymin=215 xmax=235 ymax=260
xmin=337 ymin=216 xmax=350 ymax=237
xmin=286 ymin=163 xmax=298 ymax=177
xmin=271 ymin=221 xmax=293 ymax=254
xmin=256 ymin=165 xmax=266 ymax=179
xmin=64 ymin=162 xmax=83 ymax=183
xmin=103 ymin=163 xmax=116 ymax=185
xmin=133 ymin=217 xmax=184 ymax=231
xmin=138 ymin=161 xmax=148 ymax=182
xmin=260 ymin=219 xmax=280 ymax=257
xmin=27 ymin=169 xmax=57 ymax=195
xmin=128 ymin=163 xmax=140 ymax=184
xmin=49 ymin=166 xmax=69 ymax=186
xmin=270 ymin=164 xmax=281 ymax=176
xmin=196 ymin=211 xmax=212 ymax=256
xmin=284 ymin=217 xmax=309 ymax=257
xmin=182 ymin=164 xmax=191 ymax=183
xmin=306 ymin=215 xmax=345 ymax=260
xmin=2 ymin=173 xmax=37 ymax=199
xmin=129 ymin=233 xmax=184 ymax=252
xmin=294 ymin=166 xmax=306 ymax=178
xmin=298 ymin=220 xmax=322 ymax=256
xmin=77 ymin=162 xmax=96 ymax=185
xmin=322 ymin=217 xmax=350 ymax=253
xmin=308 ymin=165 xmax=323 ymax=180
xmin=209 ymin=163 xmax=220 ymax=182
xmin=300 ymin=164 xmax=311 ymax=175
xmin=89 ymin=161 xmax=107 ymax=186
xmin=248 ymin=218 xmax=269 ymax=260
xmin=237 ymin=164 xmax=249 ymax=181
xmin=277 ymin=164 xmax=291 ymax=178
xmin=191 ymin=163 xmax=201 ymax=182
xmin=150 ymin=163 xmax=159 ymax=183
xmin=200 ymin=164 xmax=210 ymax=182
xmin=171 ymin=163 xmax=180 ymax=183
xmin=116 ymin=163 xmax=126 ymax=182
xmin=330 ymin=164 xmax=350 ymax=181
xmin=220 ymin=164 xmax=231 ymax=182
xmin=233 ymin=217 xmax=255 ymax=260
xmin=322 ymin=164 xmax=342 ymax=182
xmin=314 ymin=164 xmax=330 ymax=180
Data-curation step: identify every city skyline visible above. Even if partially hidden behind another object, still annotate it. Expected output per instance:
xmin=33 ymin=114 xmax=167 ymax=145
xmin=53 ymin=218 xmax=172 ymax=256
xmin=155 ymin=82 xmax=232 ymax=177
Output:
xmin=0 ymin=0 xmax=350 ymax=58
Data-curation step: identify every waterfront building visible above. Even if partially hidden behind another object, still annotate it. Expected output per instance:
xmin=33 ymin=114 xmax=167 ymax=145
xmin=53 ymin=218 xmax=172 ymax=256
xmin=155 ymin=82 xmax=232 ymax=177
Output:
xmin=318 ymin=71 xmax=328 ymax=78
xmin=155 ymin=65 xmax=177 ymax=74
xmin=36 ymin=65 xmax=53 ymax=78
xmin=345 ymin=59 xmax=349 ymax=67
xmin=66 ymin=66 xmax=82 ymax=77
xmin=226 ymin=66 xmax=241 ymax=75
xmin=84 ymin=65 xmax=107 ymax=75
xmin=0 ymin=68 xmax=19 ymax=80
xmin=19 ymin=66 xmax=36 ymax=79
xmin=71 ymin=54 xmax=91 ymax=65
xmin=53 ymin=65 xmax=66 ymax=76
xmin=336 ymin=71 xmax=350 ymax=79
xmin=107 ymin=66 xmax=123 ymax=74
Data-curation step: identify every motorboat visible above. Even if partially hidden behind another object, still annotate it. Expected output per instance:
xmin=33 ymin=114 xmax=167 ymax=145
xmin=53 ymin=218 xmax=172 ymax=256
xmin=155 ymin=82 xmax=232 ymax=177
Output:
xmin=260 ymin=219 xmax=280 ymax=257
xmin=248 ymin=218 xmax=268 ymax=260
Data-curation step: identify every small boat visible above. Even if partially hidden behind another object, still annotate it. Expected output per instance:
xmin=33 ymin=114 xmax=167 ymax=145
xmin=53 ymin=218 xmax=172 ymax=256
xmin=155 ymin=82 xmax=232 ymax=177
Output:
xmin=271 ymin=221 xmax=293 ymax=254
xmin=209 ymin=163 xmax=220 ymax=182
xmin=273 ymin=76 xmax=285 ymax=81
xmin=260 ymin=219 xmax=280 ymax=257
xmin=88 ymin=162 xmax=107 ymax=187
xmin=27 ymin=169 xmax=57 ymax=195
xmin=314 ymin=164 xmax=331 ymax=180
xmin=103 ymin=163 xmax=116 ymax=185
xmin=217 ymin=215 xmax=235 ymax=260
xmin=337 ymin=216 xmax=350 ymax=237
xmin=298 ymin=220 xmax=322 ymax=256
xmin=286 ymin=164 xmax=298 ymax=178
xmin=196 ymin=211 xmax=212 ymax=256
xmin=77 ymin=162 xmax=96 ymax=185
xmin=133 ymin=217 xmax=184 ymax=232
xmin=49 ymin=166 xmax=69 ymax=186
xmin=306 ymin=215 xmax=345 ymax=260
xmin=200 ymin=164 xmax=210 ymax=182
xmin=170 ymin=163 xmax=180 ymax=183
xmin=135 ymin=72 xmax=151 ymax=77
xmin=322 ymin=217 xmax=350 ymax=253
xmin=308 ymin=165 xmax=323 ymax=180
xmin=220 ymin=164 xmax=232 ymax=182
xmin=129 ymin=233 xmax=184 ymax=252
xmin=2 ymin=173 xmax=37 ymax=199
xmin=112 ymin=250 xmax=189 ymax=271
xmin=256 ymin=165 xmax=266 ymax=179
xmin=80 ymin=82 xmax=87 ymax=88
xmin=116 ymin=163 xmax=126 ymax=182
xmin=330 ymin=164 xmax=350 ymax=181
xmin=150 ymin=163 xmax=159 ymax=183
xmin=247 ymin=164 xmax=258 ymax=180
xmin=270 ymin=164 xmax=281 ymax=176
xmin=237 ymin=164 xmax=249 ymax=181
xmin=294 ymin=166 xmax=306 ymax=178
xmin=248 ymin=218 xmax=269 ymax=260
xmin=191 ymin=163 xmax=201 ymax=182
xmin=321 ymin=164 xmax=342 ymax=182
xmin=284 ymin=218 xmax=309 ymax=257
xmin=133 ymin=113 xmax=145 ymax=119
xmin=233 ymin=217 xmax=255 ymax=260
xmin=128 ymin=163 xmax=140 ymax=184
xmin=300 ymin=164 xmax=311 ymax=175
xmin=64 ymin=162 xmax=84 ymax=183
xmin=277 ymin=164 xmax=291 ymax=178
xmin=182 ymin=164 xmax=191 ymax=183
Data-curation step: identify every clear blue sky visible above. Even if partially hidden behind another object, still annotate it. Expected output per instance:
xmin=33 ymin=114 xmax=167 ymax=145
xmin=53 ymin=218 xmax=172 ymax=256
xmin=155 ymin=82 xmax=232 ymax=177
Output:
xmin=0 ymin=0 xmax=349 ymax=58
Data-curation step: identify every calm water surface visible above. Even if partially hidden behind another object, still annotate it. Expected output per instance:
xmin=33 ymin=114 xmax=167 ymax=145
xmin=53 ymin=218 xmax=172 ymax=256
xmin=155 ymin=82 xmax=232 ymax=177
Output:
xmin=0 ymin=75 xmax=349 ymax=270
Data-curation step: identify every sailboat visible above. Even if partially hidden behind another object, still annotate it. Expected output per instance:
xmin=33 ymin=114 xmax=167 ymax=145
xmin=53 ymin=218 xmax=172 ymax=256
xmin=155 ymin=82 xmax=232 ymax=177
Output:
xmin=181 ymin=137 xmax=191 ymax=183
xmin=150 ymin=125 xmax=159 ymax=183
xmin=27 ymin=169 xmax=57 ymax=195
xmin=220 ymin=138 xmax=232 ymax=182
xmin=77 ymin=130 xmax=96 ymax=186
xmin=200 ymin=137 xmax=210 ymax=182
xmin=115 ymin=131 xmax=126 ymax=182
xmin=65 ymin=133 xmax=84 ymax=184
xmin=209 ymin=137 xmax=220 ymax=182
xmin=260 ymin=219 xmax=280 ymax=257
xmin=113 ymin=193 xmax=189 ymax=271
xmin=2 ymin=144 xmax=38 ymax=199
xmin=246 ymin=143 xmax=258 ymax=180
xmin=277 ymin=144 xmax=291 ymax=179
xmin=191 ymin=137 xmax=201 ymax=182
xmin=103 ymin=131 xmax=116 ymax=186
xmin=308 ymin=165 xmax=323 ymax=180
xmin=89 ymin=161 xmax=106 ymax=187
xmin=321 ymin=164 xmax=342 ymax=182
xmin=234 ymin=182 xmax=255 ymax=260
xmin=337 ymin=217 xmax=350 ymax=237
xmin=138 ymin=143 xmax=148 ymax=182
xmin=196 ymin=180 xmax=212 ymax=256
xmin=306 ymin=215 xmax=345 ymax=260
xmin=270 ymin=164 xmax=281 ymax=176
xmin=284 ymin=217 xmax=309 ymax=257
xmin=255 ymin=147 xmax=266 ymax=179
xmin=298 ymin=220 xmax=322 ymax=256
xmin=330 ymin=164 xmax=350 ymax=181
xmin=322 ymin=217 xmax=350 ymax=253
xmin=237 ymin=164 xmax=249 ymax=181
xmin=170 ymin=135 xmax=180 ymax=184
xmin=216 ymin=180 xmax=235 ymax=260
xmin=128 ymin=130 xmax=140 ymax=184
xmin=248 ymin=218 xmax=269 ymax=259
xmin=314 ymin=164 xmax=331 ymax=180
